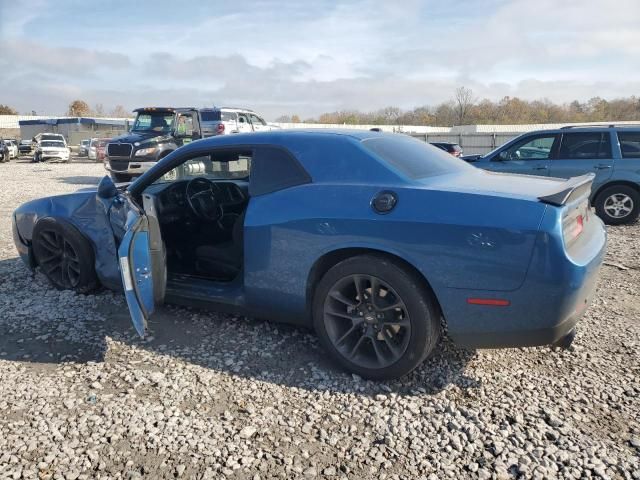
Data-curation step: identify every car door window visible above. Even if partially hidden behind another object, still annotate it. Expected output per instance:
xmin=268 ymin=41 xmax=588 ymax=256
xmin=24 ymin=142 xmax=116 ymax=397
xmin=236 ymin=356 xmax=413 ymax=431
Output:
xmin=238 ymin=114 xmax=249 ymax=125
xmin=249 ymin=114 xmax=266 ymax=127
xmin=153 ymin=149 xmax=252 ymax=184
xmin=559 ymin=132 xmax=611 ymax=159
xmin=618 ymin=132 xmax=640 ymax=158
xmin=176 ymin=114 xmax=194 ymax=136
xmin=500 ymin=135 xmax=557 ymax=160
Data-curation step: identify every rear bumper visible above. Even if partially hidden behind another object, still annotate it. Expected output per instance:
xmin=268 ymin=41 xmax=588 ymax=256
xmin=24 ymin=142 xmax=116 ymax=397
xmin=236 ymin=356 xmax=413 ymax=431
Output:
xmin=444 ymin=216 xmax=606 ymax=349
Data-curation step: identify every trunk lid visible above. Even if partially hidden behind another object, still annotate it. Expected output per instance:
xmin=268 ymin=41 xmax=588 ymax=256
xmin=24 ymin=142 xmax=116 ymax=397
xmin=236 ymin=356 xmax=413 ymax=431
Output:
xmin=425 ymin=169 xmax=594 ymax=204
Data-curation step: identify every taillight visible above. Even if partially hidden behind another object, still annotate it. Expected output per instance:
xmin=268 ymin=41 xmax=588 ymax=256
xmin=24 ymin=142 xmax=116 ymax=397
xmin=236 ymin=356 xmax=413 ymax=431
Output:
xmin=216 ymin=123 xmax=225 ymax=134
xmin=562 ymin=201 xmax=588 ymax=247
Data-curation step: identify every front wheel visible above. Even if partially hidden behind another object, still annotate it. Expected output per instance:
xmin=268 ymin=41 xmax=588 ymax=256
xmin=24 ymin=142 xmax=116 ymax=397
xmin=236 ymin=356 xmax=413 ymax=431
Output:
xmin=594 ymin=185 xmax=640 ymax=225
xmin=32 ymin=218 xmax=99 ymax=293
xmin=313 ymin=255 xmax=440 ymax=380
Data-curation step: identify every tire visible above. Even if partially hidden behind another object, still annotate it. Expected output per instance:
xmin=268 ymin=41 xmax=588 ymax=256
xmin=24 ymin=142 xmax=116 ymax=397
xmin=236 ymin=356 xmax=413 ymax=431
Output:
xmin=32 ymin=217 xmax=99 ymax=293
xmin=594 ymin=185 xmax=640 ymax=225
xmin=111 ymin=172 xmax=131 ymax=183
xmin=312 ymin=255 xmax=440 ymax=380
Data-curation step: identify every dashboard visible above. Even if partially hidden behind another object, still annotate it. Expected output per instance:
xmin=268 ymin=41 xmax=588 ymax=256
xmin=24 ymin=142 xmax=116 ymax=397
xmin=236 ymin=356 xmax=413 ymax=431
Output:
xmin=148 ymin=179 xmax=249 ymax=223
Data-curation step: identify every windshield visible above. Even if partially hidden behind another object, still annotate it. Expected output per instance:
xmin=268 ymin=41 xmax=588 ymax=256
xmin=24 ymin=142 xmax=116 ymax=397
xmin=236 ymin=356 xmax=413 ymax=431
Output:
xmin=361 ymin=135 xmax=472 ymax=179
xmin=41 ymin=135 xmax=63 ymax=141
xmin=41 ymin=141 xmax=65 ymax=148
xmin=154 ymin=151 xmax=252 ymax=185
xmin=132 ymin=112 xmax=175 ymax=133
xmin=81 ymin=140 xmax=90 ymax=146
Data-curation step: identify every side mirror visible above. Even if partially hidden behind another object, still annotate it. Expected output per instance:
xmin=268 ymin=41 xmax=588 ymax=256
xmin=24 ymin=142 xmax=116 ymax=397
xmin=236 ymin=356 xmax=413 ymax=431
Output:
xmin=97 ymin=175 xmax=118 ymax=198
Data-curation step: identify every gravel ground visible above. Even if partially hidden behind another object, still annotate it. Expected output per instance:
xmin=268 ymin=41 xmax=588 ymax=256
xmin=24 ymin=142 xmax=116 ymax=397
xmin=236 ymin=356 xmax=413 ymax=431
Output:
xmin=0 ymin=159 xmax=638 ymax=480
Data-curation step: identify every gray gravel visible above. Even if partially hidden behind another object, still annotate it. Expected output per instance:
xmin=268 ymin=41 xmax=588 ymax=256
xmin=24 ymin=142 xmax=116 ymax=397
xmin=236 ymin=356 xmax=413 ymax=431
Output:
xmin=0 ymin=159 xmax=639 ymax=479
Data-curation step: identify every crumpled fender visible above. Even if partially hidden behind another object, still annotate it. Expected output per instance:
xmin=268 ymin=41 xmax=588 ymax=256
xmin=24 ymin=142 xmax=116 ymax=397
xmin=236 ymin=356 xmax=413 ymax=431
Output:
xmin=13 ymin=189 xmax=122 ymax=290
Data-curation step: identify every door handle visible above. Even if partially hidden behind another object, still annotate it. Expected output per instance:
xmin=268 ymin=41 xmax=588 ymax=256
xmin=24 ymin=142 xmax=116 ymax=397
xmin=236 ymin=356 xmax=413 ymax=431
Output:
xmin=533 ymin=166 xmax=548 ymax=170
xmin=594 ymin=164 xmax=612 ymax=170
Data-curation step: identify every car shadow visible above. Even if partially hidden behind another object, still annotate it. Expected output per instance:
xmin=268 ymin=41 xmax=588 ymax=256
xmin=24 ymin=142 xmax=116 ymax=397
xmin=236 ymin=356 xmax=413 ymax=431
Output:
xmin=0 ymin=257 xmax=480 ymax=396
xmin=56 ymin=175 xmax=104 ymax=186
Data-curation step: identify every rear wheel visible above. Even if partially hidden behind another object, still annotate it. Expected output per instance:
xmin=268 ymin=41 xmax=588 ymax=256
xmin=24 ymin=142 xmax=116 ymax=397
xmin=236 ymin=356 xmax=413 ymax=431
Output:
xmin=32 ymin=218 xmax=99 ymax=293
xmin=594 ymin=185 xmax=639 ymax=225
xmin=313 ymin=255 xmax=440 ymax=380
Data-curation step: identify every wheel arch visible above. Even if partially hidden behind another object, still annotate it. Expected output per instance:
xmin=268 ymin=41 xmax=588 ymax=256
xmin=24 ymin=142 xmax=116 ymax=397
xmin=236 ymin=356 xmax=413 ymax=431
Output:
xmin=305 ymin=247 xmax=443 ymax=319
xmin=591 ymin=180 xmax=640 ymax=204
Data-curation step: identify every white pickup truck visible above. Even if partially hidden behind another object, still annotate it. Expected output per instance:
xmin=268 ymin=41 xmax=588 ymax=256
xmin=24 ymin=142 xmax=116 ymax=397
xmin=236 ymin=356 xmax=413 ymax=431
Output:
xmin=199 ymin=107 xmax=280 ymax=136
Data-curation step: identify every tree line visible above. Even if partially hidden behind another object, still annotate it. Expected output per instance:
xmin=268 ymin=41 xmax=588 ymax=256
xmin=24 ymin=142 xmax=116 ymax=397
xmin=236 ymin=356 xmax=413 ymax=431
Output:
xmin=275 ymin=88 xmax=640 ymax=126
xmin=0 ymin=101 xmax=130 ymax=118
xmin=3 ymin=88 xmax=640 ymax=125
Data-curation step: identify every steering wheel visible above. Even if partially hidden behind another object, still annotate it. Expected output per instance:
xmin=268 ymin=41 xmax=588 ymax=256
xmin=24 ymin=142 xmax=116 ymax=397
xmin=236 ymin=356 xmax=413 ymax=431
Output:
xmin=186 ymin=178 xmax=222 ymax=221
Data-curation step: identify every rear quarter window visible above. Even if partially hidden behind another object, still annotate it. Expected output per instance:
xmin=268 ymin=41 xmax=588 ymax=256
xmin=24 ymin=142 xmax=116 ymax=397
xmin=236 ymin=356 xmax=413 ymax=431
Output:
xmin=361 ymin=135 xmax=471 ymax=179
xmin=618 ymin=132 xmax=640 ymax=158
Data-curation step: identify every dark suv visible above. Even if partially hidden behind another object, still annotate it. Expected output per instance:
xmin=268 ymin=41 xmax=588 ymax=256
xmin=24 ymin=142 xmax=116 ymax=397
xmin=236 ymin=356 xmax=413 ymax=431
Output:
xmin=464 ymin=125 xmax=640 ymax=224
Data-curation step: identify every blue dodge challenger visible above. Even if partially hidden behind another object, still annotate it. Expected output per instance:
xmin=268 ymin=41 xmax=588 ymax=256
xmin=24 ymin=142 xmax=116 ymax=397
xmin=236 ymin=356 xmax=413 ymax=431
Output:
xmin=12 ymin=130 xmax=606 ymax=379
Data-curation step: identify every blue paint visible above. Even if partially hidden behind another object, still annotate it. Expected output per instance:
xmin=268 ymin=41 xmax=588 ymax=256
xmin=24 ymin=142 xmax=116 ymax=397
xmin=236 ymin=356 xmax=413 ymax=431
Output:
xmin=13 ymin=130 xmax=607 ymax=348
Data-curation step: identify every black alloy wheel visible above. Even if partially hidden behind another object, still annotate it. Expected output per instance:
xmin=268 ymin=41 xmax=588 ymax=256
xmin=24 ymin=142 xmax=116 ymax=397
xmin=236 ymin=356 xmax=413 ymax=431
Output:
xmin=32 ymin=218 xmax=99 ymax=293
xmin=324 ymin=274 xmax=411 ymax=369
xmin=35 ymin=229 xmax=82 ymax=288
xmin=313 ymin=255 xmax=440 ymax=380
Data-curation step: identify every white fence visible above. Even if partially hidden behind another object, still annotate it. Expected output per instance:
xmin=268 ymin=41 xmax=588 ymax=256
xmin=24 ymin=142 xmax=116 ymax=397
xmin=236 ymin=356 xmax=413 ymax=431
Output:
xmin=5 ymin=115 xmax=637 ymax=155
xmin=408 ymin=132 xmax=521 ymax=155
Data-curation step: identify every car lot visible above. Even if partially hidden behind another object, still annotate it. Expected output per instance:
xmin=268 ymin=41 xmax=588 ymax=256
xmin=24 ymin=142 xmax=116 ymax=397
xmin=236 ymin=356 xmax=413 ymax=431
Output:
xmin=0 ymin=160 xmax=638 ymax=479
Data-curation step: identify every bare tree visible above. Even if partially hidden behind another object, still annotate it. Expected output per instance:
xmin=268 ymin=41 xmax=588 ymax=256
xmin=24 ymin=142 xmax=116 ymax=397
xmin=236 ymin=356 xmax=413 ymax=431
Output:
xmin=94 ymin=103 xmax=105 ymax=117
xmin=110 ymin=105 xmax=130 ymax=118
xmin=454 ymin=86 xmax=475 ymax=125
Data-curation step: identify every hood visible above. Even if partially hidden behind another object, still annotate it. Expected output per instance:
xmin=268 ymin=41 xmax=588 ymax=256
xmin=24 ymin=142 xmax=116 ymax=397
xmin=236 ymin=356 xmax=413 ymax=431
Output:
xmin=426 ymin=168 xmax=581 ymax=202
xmin=109 ymin=131 xmax=171 ymax=145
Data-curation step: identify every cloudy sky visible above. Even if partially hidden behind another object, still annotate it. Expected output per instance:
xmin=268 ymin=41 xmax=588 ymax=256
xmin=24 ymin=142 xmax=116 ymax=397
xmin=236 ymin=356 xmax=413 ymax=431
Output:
xmin=1 ymin=0 xmax=639 ymax=119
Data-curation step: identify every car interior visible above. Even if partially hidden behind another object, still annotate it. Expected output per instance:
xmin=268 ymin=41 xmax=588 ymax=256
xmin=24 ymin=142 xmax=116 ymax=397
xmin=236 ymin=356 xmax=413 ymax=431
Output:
xmin=141 ymin=149 xmax=252 ymax=283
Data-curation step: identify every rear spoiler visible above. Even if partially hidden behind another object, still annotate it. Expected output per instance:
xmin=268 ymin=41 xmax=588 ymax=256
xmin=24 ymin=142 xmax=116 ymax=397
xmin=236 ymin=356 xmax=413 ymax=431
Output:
xmin=538 ymin=173 xmax=595 ymax=206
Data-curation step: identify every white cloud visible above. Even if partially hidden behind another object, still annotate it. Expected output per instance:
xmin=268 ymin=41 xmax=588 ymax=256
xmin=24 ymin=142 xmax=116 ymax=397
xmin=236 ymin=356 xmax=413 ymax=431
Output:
xmin=0 ymin=0 xmax=639 ymax=118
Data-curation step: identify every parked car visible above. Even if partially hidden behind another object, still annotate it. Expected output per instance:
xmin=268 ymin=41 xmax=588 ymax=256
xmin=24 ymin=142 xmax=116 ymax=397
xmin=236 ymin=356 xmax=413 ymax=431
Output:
xmin=18 ymin=140 xmax=33 ymax=155
xmin=13 ymin=130 xmax=606 ymax=379
xmin=430 ymin=142 xmax=463 ymax=157
xmin=32 ymin=140 xmax=70 ymax=162
xmin=106 ymin=106 xmax=275 ymax=182
xmin=96 ymin=138 xmax=111 ymax=161
xmin=88 ymin=138 xmax=99 ymax=160
xmin=0 ymin=140 xmax=9 ymax=163
xmin=79 ymin=139 xmax=90 ymax=156
xmin=33 ymin=133 xmax=67 ymax=147
xmin=5 ymin=139 xmax=19 ymax=159
xmin=463 ymin=125 xmax=640 ymax=224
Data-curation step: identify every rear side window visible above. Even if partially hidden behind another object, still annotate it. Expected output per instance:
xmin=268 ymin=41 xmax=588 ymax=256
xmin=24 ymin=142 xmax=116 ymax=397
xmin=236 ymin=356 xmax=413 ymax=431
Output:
xmin=200 ymin=111 xmax=221 ymax=122
xmin=362 ymin=136 xmax=471 ymax=179
xmin=249 ymin=146 xmax=311 ymax=196
xmin=559 ymin=132 xmax=611 ymax=159
xmin=618 ymin=132 xmax=640 ymax=158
